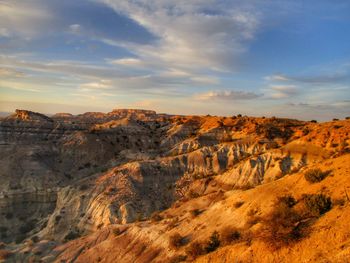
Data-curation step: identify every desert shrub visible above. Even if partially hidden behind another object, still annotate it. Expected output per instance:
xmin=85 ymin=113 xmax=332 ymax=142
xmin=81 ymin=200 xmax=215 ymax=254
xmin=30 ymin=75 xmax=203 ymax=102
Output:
xmin=333 ymin=118 xmax=339 ymax=121
xmin=304 ymin=169 xmax=331 ymax=183
xmin=262 ymin=196 xmax=304 ymax=248
xmin=15 ymin=234 xmax=25 ymax=244
xmin=79 ymin=184 xmax=89 ymax=191
xmin=190 ymin=209 xmax=202 ymax=218
xmin=303 ymin=194 xmax=332 ymax=216
xmin=221 ymin=227 xmax=241 ymax=245
xmin=113 ymin=228 xmax=121 ymax=236
xmin=346 ymin=117 xmax=350 ymax=120
xmin=169 ymin=254 xmax=187 ymax=263
xmin=277 ymin=195 xmax=297 ymax=208
xmin=246 ymin=215 xmax=260 ymax=228
xmin=205 ymin=231 xmax=220 ymax=253
xmin=150 ymin=211 xmax=163 ymax=222
xmin=55 ymin=215 xmax=62 ymax=223
xmin=31 ymin=236 xmax=39 ymax=243
xmin=19 ymin=219 xmax=37 ymax=234
xmin=136 ymin=212 xmax=144 ymax=222
xmin=234 ymin=201 xmax=244 ymax=208
xmin=5 ymin=213 xmax=13 ymax=219
xmin=185 ymin=241 xmax=205 ymax=259
xmin=0 ymin=249 xmax=12 ymax=260
xmin=310 ymin=120 xmax=318 ymax=123
xmin=169 ymin=233 xmax=185 ymax=249
xmin=64 ymin=231 xmax=80 ymax=241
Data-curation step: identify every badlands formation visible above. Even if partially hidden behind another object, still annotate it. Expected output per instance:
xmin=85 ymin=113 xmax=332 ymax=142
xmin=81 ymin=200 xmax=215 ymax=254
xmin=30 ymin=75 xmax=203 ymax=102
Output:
xmin=0 ymin=109 xmax=349 ymax=262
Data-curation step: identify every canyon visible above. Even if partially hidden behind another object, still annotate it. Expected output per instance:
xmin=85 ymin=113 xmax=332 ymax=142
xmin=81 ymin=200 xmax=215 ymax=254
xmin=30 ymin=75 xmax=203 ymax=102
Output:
xmin=0 ymin=109 xmax=349 ymax=262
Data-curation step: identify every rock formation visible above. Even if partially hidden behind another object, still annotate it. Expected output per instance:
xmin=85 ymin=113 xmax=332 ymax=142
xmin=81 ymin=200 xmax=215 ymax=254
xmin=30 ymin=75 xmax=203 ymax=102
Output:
xmin=0 ymin=109 xmax=349 ymax=262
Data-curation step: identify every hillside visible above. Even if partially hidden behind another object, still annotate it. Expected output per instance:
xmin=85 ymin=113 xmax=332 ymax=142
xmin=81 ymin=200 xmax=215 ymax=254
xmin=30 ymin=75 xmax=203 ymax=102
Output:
xmin=0 ymin=109 xmax=349 ymax=263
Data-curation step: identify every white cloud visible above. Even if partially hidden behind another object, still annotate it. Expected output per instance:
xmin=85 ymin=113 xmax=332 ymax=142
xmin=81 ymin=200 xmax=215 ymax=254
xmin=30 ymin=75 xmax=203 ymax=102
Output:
xmin=268 ymin=85 xmax=298 ymax=99
xmin=0 ymin=0 xmax=52 ymax=38
xmin=108 ymin=58 xmax=144 ymax=66
xmin=194 ymin=90 xmax=261 ymax=101
xmin=79 ymin=80 xmax=113 ymax=90
xmin=99 ymin=0 xmax=259 ymax=72
xmin=69 ymin=24 xmax=81 ymax=34
xmin=265 ymin=74 xmax=289 ymax=81
xmin=0 ymin=80 xmax=41 ymax=92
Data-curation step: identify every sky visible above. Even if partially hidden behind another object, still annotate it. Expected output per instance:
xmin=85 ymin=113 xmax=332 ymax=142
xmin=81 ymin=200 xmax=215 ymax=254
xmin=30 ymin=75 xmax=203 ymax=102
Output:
xmin=0 ymin=0 xmax=350 ymax=121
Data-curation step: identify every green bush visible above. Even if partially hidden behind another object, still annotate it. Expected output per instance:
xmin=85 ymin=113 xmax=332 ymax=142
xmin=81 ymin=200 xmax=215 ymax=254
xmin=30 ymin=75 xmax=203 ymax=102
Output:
xmin=303 ymin=194 xmax=332 ymax=216
xmin=304 ymin=169 xmax=331 ymax=183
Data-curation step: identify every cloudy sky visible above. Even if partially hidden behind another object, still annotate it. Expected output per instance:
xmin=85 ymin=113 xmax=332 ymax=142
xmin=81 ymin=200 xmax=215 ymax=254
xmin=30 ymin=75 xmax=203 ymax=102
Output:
xmin=0 ymin=0 xmax=349 ymax=120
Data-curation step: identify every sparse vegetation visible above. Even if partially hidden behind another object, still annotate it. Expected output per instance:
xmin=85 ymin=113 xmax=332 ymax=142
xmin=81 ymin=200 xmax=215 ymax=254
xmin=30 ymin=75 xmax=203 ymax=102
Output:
xmin=79 ymin=184 xmax=89 ymax=191
xmin=19 ymin=219 xmax=37 ymax=234
xmin=169 ymin=233 xmax=185 ymax=249
xmin=303 ymin=193 xmax=332 ymax=216
xmin=205 ymin=231 xmax=220 ymax=253
xmin=150 ymin=211 xmax=163 ymax=222
xmin=234 ymin=201 xmax=244 ymax=208
xmin=64 ymin=230 xmax=81 ymax=242
xmin=190 ymin=209 xmax=202 ymax=218
xmin=304 ymin=169 xmax=331 ymax=183
xmin=185 ymin=241 xmax=205 ymax=259
xmin=113 ymin=228 xmax=121 ymax=236
xmin=220 ymin=227 xmax=241 ymax=245
xmin=262 ymin=195 xmax=304 ymax=249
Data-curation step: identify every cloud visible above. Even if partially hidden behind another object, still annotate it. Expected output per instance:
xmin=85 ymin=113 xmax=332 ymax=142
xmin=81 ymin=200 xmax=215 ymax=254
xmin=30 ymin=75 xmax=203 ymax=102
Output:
xmin=0 ymin=0 xmax=52 ymax=38
xmin=0 ymin=67 xmax=25 ymax=77
xmin=0 ymin=27 xmax=10 ymax=37
xmin=98 ymin=0 xmax=259 ymax=72
xmin=79 ymin=80 xmax=113 ymax=90
xmin=108 ymin=58 xmax=144 ymax=66
xmin=266 ymin=66 xmax=350 ymax=85
xmin=0 ymin=80 xmax=41 ymax=92
xmin=0 ymin=55 xmax=135 ymax=80
xmin=69 ymin=24 xmax=81 ymax=34
xmin=264 ymin=74 xmax=289 ymax=81
xmin=286 ymin=73 xmax=350 ymax=84
xmin=194 ymin=90 xmax=262 ymax=101
xmin=269 ymin=85 xmax=299 ymax=99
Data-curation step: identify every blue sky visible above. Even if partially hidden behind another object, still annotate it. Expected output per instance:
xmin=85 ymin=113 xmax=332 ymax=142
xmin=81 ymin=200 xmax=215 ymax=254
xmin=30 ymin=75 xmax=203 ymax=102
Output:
xmin=0 ymin=0 xmax=349 ymax=120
